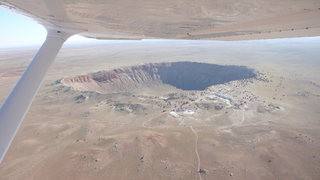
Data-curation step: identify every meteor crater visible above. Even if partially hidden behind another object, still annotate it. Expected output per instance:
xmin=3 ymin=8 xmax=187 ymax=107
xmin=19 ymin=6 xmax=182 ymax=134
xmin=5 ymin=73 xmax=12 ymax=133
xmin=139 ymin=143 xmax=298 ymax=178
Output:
xmin=61 ymin=62 xmax=257 ymax=93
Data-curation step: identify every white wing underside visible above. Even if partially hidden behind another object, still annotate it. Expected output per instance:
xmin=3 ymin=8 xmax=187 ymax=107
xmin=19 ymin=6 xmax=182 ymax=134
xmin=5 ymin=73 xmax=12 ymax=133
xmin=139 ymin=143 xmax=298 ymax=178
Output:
xmin=1 ymin=0 xmax=320 ymax=41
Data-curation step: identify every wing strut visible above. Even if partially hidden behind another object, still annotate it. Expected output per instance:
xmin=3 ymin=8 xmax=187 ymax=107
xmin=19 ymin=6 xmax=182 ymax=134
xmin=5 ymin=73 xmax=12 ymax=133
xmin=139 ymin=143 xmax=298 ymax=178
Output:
xmin=0 ymin=29 xmax=73 ymax=163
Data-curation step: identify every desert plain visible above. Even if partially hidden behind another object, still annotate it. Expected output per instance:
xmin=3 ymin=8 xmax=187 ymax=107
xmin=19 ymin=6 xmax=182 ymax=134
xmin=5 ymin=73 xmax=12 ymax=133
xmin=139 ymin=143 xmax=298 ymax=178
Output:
xmin=0 ymin=38 xmax=320 ymax=180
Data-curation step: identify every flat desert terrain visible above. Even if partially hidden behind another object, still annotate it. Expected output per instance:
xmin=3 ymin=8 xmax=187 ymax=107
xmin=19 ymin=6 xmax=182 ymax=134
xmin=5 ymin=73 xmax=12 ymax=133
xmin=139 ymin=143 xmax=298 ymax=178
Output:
xmin=0 ymin=38 xmax=320 ymax=180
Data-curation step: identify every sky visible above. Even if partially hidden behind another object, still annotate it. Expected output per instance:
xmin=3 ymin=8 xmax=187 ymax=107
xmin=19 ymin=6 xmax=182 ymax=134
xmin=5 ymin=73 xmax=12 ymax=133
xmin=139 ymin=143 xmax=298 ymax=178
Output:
xmin=0 ymin=8 xmax=320 ymax=48
xmin=0 ymin=8 xmax=97 ymax=48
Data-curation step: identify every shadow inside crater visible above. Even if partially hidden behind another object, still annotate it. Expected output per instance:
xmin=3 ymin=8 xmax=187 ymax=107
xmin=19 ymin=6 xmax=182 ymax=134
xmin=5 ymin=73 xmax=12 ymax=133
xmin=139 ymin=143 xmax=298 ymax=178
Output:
xmin=145 ymin=62 xmax=257 ymax=90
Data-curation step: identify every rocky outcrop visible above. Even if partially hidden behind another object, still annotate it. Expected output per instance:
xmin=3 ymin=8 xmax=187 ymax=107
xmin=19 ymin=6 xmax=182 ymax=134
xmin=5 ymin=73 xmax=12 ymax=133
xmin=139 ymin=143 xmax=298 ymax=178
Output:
xmin=61 ymin=62 xmax=257 ymax=93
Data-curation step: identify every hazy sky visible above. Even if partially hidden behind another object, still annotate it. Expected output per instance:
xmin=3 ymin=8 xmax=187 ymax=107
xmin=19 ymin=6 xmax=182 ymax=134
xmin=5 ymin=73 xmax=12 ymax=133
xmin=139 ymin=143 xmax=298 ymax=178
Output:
xmin=0 ymin=8 xmax=320 ymax=48
xmin=0 ymin=9 xmax=97 ymax=48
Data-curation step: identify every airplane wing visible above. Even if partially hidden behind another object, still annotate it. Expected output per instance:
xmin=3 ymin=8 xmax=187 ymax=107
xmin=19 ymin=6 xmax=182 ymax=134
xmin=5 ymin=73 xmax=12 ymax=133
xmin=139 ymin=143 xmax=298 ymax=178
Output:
xmin=1 ymin=0 xmax=319 ymax=41
xmin=0 ymin=0 xmax=319 ymax=163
